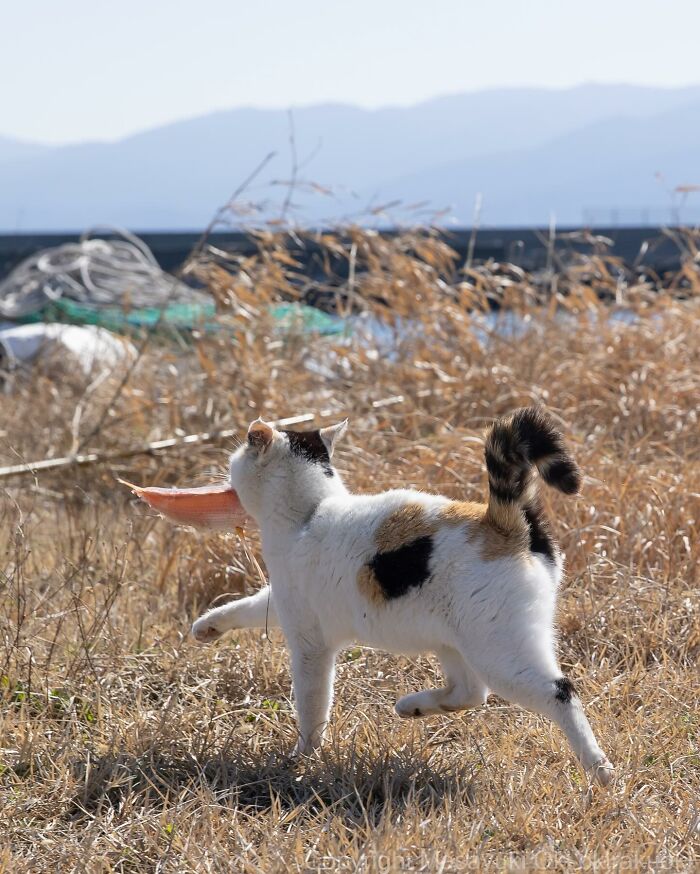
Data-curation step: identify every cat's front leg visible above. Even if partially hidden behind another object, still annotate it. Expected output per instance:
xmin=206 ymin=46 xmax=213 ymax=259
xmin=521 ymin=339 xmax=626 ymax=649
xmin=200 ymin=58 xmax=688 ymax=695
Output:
xmin=192 ymin=585 xmax=277 ymax=642
xmin=287 ymin=638 xmax=337 ymax=755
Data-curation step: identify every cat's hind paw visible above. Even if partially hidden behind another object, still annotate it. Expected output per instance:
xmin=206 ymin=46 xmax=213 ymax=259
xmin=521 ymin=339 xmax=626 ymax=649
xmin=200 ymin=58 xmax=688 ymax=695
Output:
xmin=395 ymin=691 xmax=434 ymax=718
xmin=588 ymin=756 xmax=615 ymax=787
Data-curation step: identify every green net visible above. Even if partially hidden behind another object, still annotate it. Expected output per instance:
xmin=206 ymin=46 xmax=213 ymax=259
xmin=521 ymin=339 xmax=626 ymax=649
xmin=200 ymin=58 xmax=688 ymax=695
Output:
xmin=15 ymin=298 xmax=346 ymax=337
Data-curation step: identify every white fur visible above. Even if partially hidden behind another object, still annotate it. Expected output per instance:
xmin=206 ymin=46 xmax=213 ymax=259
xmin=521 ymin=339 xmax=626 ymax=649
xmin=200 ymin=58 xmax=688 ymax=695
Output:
xmin=192 ymin=421 xmax=614 ymax=785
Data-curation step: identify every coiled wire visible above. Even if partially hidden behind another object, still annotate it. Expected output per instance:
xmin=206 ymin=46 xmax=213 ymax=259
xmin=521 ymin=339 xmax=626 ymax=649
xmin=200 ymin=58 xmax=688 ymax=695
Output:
xmin=0 ymin=227 xmax=201 ymax=319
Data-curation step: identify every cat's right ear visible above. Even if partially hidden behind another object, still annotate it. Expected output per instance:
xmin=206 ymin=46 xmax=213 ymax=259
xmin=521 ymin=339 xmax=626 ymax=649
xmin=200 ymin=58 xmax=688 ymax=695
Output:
xmin=247 ymin=418 xmax=274 ymax=452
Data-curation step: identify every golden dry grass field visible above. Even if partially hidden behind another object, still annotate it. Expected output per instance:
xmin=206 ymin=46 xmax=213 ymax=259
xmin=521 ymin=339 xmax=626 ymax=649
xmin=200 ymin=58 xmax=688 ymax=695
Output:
xmin=1 ymin=230 xmax=699 ymax=872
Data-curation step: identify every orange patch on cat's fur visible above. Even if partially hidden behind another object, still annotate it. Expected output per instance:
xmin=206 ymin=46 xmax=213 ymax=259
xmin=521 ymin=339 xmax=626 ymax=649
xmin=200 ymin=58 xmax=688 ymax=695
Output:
xmin=441 ymin=500 xmax=529 ymax=561
xmin=480 ymin=516 xmax=530 ymax=560
xmin=356 ymin=504 xmax=436 ymax=604
xmin=438 ymin=500 xmax=485 ymax=526
xmin=357 ymin=498 xmax=530 ymax=604
xmin=374 ymin=502 xmax=436 ymax=553
xmin=357 ymin=565 xmax=386 ymax=605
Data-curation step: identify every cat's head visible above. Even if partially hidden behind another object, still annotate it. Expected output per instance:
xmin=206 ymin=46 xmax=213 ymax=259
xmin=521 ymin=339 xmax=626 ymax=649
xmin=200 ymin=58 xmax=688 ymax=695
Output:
xmin=228 ymin=418 xmax=348 ymax=521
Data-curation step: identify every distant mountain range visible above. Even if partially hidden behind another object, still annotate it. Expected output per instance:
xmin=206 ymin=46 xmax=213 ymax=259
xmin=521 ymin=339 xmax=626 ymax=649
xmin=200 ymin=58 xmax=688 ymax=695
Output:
xmin=1 ymin=84 xmax=699 ymax=231
xmin=0 ymin=135 xmax=49 ymax=165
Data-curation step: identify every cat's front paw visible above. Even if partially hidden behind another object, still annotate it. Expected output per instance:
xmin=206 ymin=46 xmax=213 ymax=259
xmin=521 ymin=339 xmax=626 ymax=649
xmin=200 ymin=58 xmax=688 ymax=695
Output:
xmin=290 ymin=734 xmax=323 ymax=758
xmin=191 ymin=613 xmax=224 ymax=643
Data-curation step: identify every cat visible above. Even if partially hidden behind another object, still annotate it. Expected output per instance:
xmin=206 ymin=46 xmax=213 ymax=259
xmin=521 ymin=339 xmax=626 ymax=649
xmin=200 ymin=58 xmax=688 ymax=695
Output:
xmin=192 ymin=407 xmax=614 ymax=785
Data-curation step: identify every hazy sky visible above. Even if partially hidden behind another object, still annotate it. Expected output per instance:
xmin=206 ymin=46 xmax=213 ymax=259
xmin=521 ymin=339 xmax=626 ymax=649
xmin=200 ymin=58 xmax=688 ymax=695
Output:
xmin=2 ymin=0 xmax=699 ymax=145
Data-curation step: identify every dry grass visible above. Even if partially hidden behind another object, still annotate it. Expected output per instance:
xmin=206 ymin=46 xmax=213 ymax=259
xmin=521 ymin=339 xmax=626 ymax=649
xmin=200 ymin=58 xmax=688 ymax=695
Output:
xmin=1 ymin=228 xmax=699 ymax=872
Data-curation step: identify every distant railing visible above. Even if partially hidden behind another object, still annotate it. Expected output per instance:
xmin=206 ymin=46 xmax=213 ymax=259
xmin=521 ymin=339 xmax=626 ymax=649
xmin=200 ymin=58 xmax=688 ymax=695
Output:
xmin=582 ymin=208 xmax=700 ymax=226
xmin=0 ymin=226 xmax=691 ymax=284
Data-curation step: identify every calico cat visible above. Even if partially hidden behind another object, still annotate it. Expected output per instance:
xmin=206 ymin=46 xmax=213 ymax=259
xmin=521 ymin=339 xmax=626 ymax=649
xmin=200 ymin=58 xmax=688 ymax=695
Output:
xmin=192 ymin=407 xmax=614 ymax=785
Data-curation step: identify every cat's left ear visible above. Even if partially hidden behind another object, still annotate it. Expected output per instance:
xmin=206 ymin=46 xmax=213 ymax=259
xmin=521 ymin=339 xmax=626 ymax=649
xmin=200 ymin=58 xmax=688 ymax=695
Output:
xmin=319 ymin=419 xmax=348 ymax=458
xmin=248 ymin=418 xmax=274 ymax=452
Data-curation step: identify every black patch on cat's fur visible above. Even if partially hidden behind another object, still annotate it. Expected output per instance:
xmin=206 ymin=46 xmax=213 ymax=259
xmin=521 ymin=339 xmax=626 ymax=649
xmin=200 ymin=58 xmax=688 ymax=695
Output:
xmin=484 ymin=447 xmax=511 ymax=481
xmin=542 ymin=457 xmax=581 ymax=495
xmin=554 ymin=676 xmax=576 ymax=703
xmin=512 ymin=407 xmax=562 ymax=461
xmin=489 ymin=481 xmax=520 ymax=503
xmin=523 ymin=502 xmax=556 ymax=562
xmin=369 ymin=535 xmax=433 ymax=599
xmin=282 ymin=429 xmax=334 ymax=477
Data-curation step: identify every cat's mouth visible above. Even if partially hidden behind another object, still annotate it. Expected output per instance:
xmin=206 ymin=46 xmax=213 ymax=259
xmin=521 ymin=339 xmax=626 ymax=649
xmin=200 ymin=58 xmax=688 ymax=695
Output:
xmin=118 ymin=479 xmax=251 ymax=531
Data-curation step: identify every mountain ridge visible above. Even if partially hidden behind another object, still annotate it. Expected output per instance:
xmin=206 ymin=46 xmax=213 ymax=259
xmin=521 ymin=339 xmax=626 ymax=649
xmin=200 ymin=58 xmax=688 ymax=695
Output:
xmin=1 ymin=83 xmax=698 ymax=230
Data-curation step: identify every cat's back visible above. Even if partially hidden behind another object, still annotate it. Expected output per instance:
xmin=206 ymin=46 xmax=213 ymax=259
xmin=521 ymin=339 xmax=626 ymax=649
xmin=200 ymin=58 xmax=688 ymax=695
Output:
xmin=306 ymin=486 xmax=543 ymax=589
xmin=309 ymin=488 xmax=450 ymax=545
xmin=290 ymin=489 xmax=443 ymax=572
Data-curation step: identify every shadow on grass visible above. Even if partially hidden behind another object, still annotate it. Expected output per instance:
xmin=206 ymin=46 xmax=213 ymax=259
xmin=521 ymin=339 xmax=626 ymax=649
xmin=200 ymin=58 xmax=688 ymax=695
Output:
xmin=64 ymin=742 xmax=477 ymax=825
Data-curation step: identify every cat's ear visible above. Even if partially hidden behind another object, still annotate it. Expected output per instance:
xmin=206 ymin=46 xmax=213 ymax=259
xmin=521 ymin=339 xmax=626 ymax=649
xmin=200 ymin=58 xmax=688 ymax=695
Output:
xmin=319 ymin=419 xmax=348 ymax=458
xmin=248 ymin=418 xmax=274 ymax=452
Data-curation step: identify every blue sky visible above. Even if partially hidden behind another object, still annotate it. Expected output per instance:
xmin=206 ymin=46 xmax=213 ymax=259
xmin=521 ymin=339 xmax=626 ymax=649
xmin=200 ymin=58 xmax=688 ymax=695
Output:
xmin=2 ymin=0 xmax=699 ymax=145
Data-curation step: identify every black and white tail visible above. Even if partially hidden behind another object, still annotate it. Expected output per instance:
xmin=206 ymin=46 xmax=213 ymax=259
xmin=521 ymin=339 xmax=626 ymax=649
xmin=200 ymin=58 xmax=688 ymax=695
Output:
xmin=484 ymin=406 xmax=581 ymax=557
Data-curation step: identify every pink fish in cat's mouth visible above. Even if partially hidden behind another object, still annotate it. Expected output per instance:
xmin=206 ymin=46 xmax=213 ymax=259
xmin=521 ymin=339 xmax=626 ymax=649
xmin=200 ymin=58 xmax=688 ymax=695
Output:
xmin=119 ymin=479 xmax=250 ymax=531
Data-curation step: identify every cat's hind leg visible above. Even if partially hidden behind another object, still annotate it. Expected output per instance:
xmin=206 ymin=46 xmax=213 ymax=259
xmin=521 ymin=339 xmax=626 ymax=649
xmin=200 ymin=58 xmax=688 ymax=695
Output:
xmin=462 ymin=634 xmax=614 ymax=786
xmin=192 ymin=585 xmax=277 ymax=642
xmin=395 ymin=647 xmax=489 ymax=718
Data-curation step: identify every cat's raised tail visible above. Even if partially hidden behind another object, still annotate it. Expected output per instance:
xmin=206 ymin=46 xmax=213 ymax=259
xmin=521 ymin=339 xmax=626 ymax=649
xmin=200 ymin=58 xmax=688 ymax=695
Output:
xmin=484 ymin=406 xmax=581 ymax=533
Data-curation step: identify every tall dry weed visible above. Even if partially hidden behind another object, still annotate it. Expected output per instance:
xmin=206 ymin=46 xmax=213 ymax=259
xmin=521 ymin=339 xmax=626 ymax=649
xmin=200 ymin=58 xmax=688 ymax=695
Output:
xmin=0 ymin=227 xmax=698 ymax=872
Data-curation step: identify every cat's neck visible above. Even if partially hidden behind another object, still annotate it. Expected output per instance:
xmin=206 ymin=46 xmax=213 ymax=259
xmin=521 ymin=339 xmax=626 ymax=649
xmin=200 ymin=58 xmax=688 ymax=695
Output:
xmin=258 ymin=471 xmax=348 ymax=539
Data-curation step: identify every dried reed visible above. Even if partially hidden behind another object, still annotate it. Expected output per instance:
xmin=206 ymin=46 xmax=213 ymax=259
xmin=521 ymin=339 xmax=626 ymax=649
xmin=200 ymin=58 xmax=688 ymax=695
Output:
xmin=0 ymin=227 xmax=698 ymax=872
